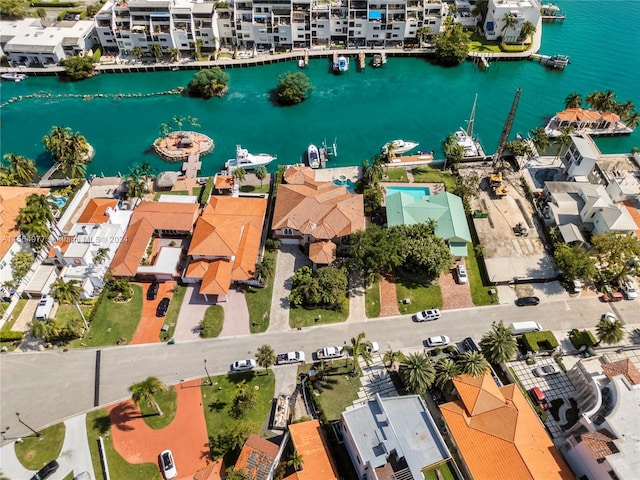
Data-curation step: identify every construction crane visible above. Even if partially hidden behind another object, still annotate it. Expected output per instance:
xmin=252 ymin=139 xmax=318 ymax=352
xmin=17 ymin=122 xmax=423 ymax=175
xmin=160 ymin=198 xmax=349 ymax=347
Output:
xmin=492 ymin=88 xmax=522 ymax=171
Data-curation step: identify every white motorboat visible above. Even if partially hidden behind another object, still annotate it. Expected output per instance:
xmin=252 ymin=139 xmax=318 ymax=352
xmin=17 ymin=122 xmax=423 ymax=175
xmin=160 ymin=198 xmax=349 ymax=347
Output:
xmin=455 ymin=94 xmax=485 ymax=157
xmin=307 ymin=144 xmax=320 ymax=169
xmin=338 ymin=55 xmax=349 ymax=72
xmin=1 ymin=72 xmax=27 ymax=82
xmin=380 ymin=140 xmax=419 ymax=156
xmin=225 ymin=145 xmax=276 ymax=170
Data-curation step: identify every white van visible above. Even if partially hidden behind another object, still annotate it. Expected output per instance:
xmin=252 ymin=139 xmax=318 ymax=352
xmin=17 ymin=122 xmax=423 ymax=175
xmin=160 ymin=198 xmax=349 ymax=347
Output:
xmin=34 ymin=295 xmax=54 ymax=320
xmin=509 ymin=321 xmax=543 ymax=335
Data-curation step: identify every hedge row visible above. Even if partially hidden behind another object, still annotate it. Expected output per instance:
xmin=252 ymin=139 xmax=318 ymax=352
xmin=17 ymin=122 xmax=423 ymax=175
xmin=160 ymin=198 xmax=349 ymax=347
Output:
xmin=199 ymin=177 xmax=214 ymax=206
xmin=0 ymin=330 xmax=24 ymax=342
xmin=31 ymin=1 xmax=82 ymax=7
xmin=569 ymin=329 xmax=597 ymax=349
xmin=521 ymin=330 xmax=559 ymax=352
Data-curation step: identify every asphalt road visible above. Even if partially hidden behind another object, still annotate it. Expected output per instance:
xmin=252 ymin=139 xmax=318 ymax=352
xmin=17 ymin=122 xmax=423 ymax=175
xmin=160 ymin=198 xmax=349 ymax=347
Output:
xmin=0 ymin=295 xmax=635 ymax=445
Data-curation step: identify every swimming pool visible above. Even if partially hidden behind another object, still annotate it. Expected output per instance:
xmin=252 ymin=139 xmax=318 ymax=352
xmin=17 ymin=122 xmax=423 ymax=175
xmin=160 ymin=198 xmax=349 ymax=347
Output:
xmin=385 ymin=186 xmax=431 ymax=199
xmin=333 ymin=178 xmax=356 ymax=191
xmin=51 ymin=196 xmax=67 ymax=208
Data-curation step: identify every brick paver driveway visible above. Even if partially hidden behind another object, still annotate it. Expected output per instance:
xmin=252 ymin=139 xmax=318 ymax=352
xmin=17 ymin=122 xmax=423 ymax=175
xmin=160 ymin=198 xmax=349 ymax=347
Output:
xmin=130 ymin=281 xmax=176 ymax=345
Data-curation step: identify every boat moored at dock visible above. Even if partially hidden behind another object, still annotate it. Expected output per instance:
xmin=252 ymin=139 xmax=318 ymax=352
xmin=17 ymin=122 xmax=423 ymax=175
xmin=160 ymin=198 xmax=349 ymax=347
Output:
xmin=1 ymin=72 xmax=27 ymax=82
xmin=225 ymin=144 xmax=277 ymax=170
xmin=307 ymin=144 xmax=320 ymax=168
xmin=381 ymin=139 xmax=419 ymax=156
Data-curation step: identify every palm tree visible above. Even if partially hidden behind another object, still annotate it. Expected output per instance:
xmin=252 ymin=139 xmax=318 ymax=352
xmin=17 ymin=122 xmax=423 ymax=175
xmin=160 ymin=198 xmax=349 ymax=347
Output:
xmin=434 ymin=357 xmax=460 ymax=390
xmin=614 ymin=100 xmax=635 ymax=117
xmin=3 ymin=154 xmax=36 ymax=185
xmin=564 ymin=92 xmax=582 ymax=109
xmin=255 ymin=344 xmax=276 ymax=374
xmin=253 ymin=256 xmax=274 ymax=285
xmin=623 ymin=111 xmax=640 ymax=129
xmin=501 ymin=12 xmax=518 ymax=33
xmin=93 ymin=247 xmax=109 ymax=265
xmin=50 ymin=278 xmax=83 ymax=305
xmin=554 ymin=126 xmax=574 ymax=160
xmin=458 ymin=351 xmax=490 ymax=378
xmin=129 ymin=376 xmax=167 ymax=416
xmin=518 ymin=21 xmax=536 ymax=43
xmin=14 ymin=194 xmax=55 ymax=251
xmin=137 ymin=161 xmax=156 ymax=185
xmin=596 ymin=316 xmax=625 ymax=345
xmin=232 ymin=167 xmax=247 ymax=187
xmin=480 ymin=321 xmax=517 ymax=364
xmin=254 ymin=165 xmax=268 ymax=187
xmin=599 ymin=89 xmax=616 ymax=112
xmin=528 ymin=126 xmax=550 ymax=153
xmin=43 ymin=126 xmax=72 ymax=162
xmin=287 ymin=449 xmax=304 ymax=472
xmin=383 ymin=349 xmax=405 ymax=371
xmin=126 ymin=165 xmax=148 ymax=200
xmin=399 ymin=352 xmax=435 ymax=394
xmin=416 ymin=26 xmax=432 ymax=46
xmin=350 ymin=331 xmax=373 ymax=373
xmin=168 ymin=47 xmax=180 ymax=62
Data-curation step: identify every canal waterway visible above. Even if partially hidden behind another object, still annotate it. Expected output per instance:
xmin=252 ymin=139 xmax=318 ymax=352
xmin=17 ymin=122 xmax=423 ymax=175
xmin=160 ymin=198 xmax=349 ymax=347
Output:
xmin=0 ymin=0 xmax=638 ymax=177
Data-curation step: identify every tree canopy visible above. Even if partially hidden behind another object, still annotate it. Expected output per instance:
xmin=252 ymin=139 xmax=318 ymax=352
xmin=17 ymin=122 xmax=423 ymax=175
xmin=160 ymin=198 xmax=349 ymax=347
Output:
xmin=60 ymin=55 xmax=96 ymax=81
xmin=0 ymin=153 xmax=36 ymax=186
xmin=553 ymin=243 xmax=597 ymax=283
xmin=187 ymin=68 xmax=229 ymax=99
xmin=289 ymin=265 xmax=348 ymax=309
xmin=433 ymin=20 xmax=471 ymax=66
xmin=590 ymin=231 xmax=640 ymax=283
xmin=276 ymin=72 xmax=312 ymax=105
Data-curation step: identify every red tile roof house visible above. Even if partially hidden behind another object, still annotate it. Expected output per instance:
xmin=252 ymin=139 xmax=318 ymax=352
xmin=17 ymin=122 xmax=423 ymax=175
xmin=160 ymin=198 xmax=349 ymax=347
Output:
xmin=110 ymin=201 xmax=200 ymax=281
xmin=285 ymin=419 xmax=339 ymax=480
xmin=182 ymin=195 xmax=268 ymax=301
xmin=272 ymin=167 xmax=364 ymax=266
xmin=439 ymin=373 xmax=574 ymax=480
xmin=233 ymin=434 xmax=280 ymax=480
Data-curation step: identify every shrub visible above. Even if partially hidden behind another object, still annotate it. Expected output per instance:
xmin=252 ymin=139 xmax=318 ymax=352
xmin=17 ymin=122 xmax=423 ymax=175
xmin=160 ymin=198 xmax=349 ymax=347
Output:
xmin=31 ymin=1 xmax=82 ymax=6
xmin=521 ymin=331 xmax=559 ymax=352
xmin=276 ymin=72 xmax=312 ymax=105
xmin=187 ymin=68 xmax=229 ymax=99
xmin=265 ymin=238 xmax=281 ymax=251
xmin=569 ymin=329 xmax=596 ymax=349
xmin=0 ymin=330 xmax=24 ymax=342
xmin=199 ymin=177 xmax=214 ymax=206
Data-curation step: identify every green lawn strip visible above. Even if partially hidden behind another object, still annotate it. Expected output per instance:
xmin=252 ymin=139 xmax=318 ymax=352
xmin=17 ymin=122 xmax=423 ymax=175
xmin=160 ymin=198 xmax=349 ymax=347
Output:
xmin=245 ymin=249 xmax=276 ymax=333
xmin=465 ymin=239 xmax=497 ymax=307
xmin=138 ymin=386 xmax=178 ymax=429
xmin=1 ymin=299 xmax=27 ymax=330
xmin=289 ymin=305 xmax=348 ymax=328
xmin=54 ymin=303 xmax=93 ymax=326
xmin=159 ymin=285 xmax=186 ymax=342
xmin=69 ymin=285 xmax=143 ymax=348
xmin=382 ymin=168 xmax=409 ymax=182
xmin=200 ymin=305 xmax=224 ymax=338
xmin=201 ymin=372 xmax=275 ymax=460
xmin=15 ymin=423 xmax=66 ymax=470
xmin=423 ymin=461 xmax=456 ymax=480
xmin=310 ymin=361 xmax=362 ymax=421
xmin=468 ymin=32 xmax=502 ymax=53
xmin=86 ymin=409 xmax=160 ymax=480
xmin=191 ymin=186 xmax=202 ymax=197
xmin=364 ymin=282 xmax=381 ymax=318
xmin=411 ymin=167 xmax=456 ymax=191
xmin=239 ymin=183 xmax=270 ymax=194
xmin=153 ymin=190 xmax=188 ymax=201
xmin=395 ymin=277 xmax=442 ymax=315
xmin=63 ymin=473 xmax=74 ymax=480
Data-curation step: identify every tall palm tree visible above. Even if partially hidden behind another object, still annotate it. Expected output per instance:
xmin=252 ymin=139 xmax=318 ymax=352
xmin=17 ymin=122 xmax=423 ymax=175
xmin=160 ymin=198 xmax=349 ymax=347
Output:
xmin=598 ymin=89 xmax=616 ymax=112
xmin=254 ymin=165 xmax=268 ymax=187
xmin=623 ymin=111 xmax=640 ymax=129
xmin=126 ymin=165 xmax=148 ymax=200
xmin=93 ymin=247 xmax=110 ymax=265
xmin=400 ymin=352 xmax=435 ymax=394
xmin=528 ymin=126 xmax=550 ymax=153
xmin=129 ymin=376 xmax=167 ymax=416
xmin=501 ymin=12 xmax=518 ymax=33
xmin=614 ymin=100 xmax=635 ymax=117
xmin=564 ymin=92 xmax=582 ymax=109
xmin=480 ymin=320 xmax=517 ymax=364
xmin=596 ymin=316 xmax=625 ymax=345
xmin=3 ymin=154 xmax=36 ymax=185
xmin=287 ymin=449 xmax=304 ymax=472
xmin=253 ymin=256 xmax=274 ymax=284
xmin=50 ymin=278 xmax=83 ymax=305
xmin=350 ymin=331 xmax=373 ymax=373
xmin=518 ymin=21 xmax=536 ymax=43
xmin=255 ymin=344 xmax=276 ymax=374
xmin=43 ymin=126 xmax=72 ymax=162
xmin=383 ymin=349 xmax=405 ymax=371
xmin=458 ymin=351 xmax=490 ymax=378
xmin=14 ymin=194 xmax=55 ymax=251
xmin=554 ymin=126 xmax=575 ymax=160
xmin=434 ymin=357 xmax=460 ymax=390
xmin=232 ymin=167 xmax=247 ymax=187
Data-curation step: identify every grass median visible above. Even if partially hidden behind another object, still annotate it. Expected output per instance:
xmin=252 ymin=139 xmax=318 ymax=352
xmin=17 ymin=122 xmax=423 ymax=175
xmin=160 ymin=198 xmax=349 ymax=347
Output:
xmin=15 ymin=423 xmax=65 ymax=471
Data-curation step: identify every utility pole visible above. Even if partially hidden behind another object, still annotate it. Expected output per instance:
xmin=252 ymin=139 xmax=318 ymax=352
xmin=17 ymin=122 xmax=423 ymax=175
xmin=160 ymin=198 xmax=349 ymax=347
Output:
xmin=493 ymin=88 xmax=522 ymax=171
xmin=15 ymin=412 xmax=40 ymax=437
xmin=204 ymin=359 xmax=212 ymax=386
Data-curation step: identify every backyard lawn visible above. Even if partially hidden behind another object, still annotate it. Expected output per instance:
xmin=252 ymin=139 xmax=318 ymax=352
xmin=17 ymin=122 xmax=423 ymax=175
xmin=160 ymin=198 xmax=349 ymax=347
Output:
xmin=396 ymin=277 xmax=443 ymax=314
xmin=411 ymin=166 xmax=456 ymax=191
xmin=465 ymin=243 xmax=497 ymax=306
xmin=200 ymin=372 xmax=275 ymax=462
xmin=245 ymin=249 xmax=276 ymax=333
xmin=382 ymin=168 xmax=409 ymax=183
xmin=309 ymin=361 xmax=362 ymax=422
xmin=364 ymin=282 xmax=381 ymax=318
xmin=14 ymin=423 xmax=66 ymax=470
xmin=468 ymin=32 xmax=502 ymax=53
xmin=86 ymin=409 xmax=159 ymax=480
xmin=239 ymin=183 xmax=270 ymax=194
xmin=68 ymin=285 xmax=143 ymax=348
xmin=160 ymin=285 xmax=186 ymax=342
xmin=423 ymin=461 xmax=457 ymax=480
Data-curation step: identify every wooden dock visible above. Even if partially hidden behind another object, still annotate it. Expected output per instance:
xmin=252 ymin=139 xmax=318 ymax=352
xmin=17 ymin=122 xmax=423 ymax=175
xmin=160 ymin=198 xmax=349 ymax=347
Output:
xmin=181 ymin=153 xmax=202 ymax=178
xmin=358 ymin=51 xmax=366 ymax=70
xmin=387 ymin=152 xmax=441 ymax=168
xmin=542 ymin=14 xmax=566 ymax=23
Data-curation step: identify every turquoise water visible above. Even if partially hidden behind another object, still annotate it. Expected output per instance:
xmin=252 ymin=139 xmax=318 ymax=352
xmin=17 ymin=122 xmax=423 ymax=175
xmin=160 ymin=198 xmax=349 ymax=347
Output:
xmin=51 ymin=196 xmax=68 ymax=208
xmin=385 ymin=186 xmax=431 ymax=199
xmin=333 ymin=178 xmax=356 ymax=190
xmin=0 ymin=0 xmax=638 ymax=177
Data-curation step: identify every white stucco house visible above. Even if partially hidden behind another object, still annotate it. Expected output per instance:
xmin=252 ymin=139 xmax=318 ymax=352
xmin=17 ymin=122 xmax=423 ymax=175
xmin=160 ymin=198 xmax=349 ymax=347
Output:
xmin=483 ymin=0 xmax=540 ymax=42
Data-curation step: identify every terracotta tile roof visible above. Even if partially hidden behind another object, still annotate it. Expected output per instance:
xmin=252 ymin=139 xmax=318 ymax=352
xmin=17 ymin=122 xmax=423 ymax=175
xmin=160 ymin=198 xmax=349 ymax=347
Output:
xmin=622 ymin=200 xmax=640 ymax=238
xmin=77 ymin=198 xmax=118 ymax=224
xmin=440 ymin=374 xmax=573 ymax=480
xmin=580 ymin=429 xmax=619 ymax=462
xmin=308 ymin=241 xmax=336 ymax=264
xmin=186 ymin=196 xmax=267 ymax=291
xmin=214 ymin=175 xmax=234 ymax=190
xmin=110 ymin=202 xmax=199 ymax=277
xmin=200 ymin=259 xmax=232 ymax=295
xmin=272 ymin=182 xmax=364 ymax=241
xmin=192 ymin=460 xmax=225 ymax=480
xmin=602 ymin=358 xmax=640 ymax=385
xmin=287 ymin=420 xmax=339 ymax=480
xmin=234 ymin=434 xmax=279 ymax=480
xmin=283 ymin=166 xmax=316 ymax=184
xmin=0 ymin=186 xmax=48 ymax=259
xmin=47 ymin=236 xmax=74 ymax=258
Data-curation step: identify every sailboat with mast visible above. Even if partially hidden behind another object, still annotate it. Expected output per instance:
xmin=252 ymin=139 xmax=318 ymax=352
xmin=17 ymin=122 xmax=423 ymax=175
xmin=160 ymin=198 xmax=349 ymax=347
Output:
xmin=455 ymin=94 xmax=485 ymax=158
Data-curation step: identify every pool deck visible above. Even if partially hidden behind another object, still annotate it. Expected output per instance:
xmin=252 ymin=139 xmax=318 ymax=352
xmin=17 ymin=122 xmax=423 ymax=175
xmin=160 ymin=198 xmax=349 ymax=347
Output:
xmin=381 ymin=182 xmax=446 ymax=196
xmin=313 ymin=166 xmax=362 ymax=183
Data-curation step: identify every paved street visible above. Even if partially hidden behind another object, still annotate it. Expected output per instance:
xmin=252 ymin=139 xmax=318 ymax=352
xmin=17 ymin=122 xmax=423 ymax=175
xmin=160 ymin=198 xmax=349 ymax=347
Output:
xmin=1 ymin=295 xmax=638 ymax=446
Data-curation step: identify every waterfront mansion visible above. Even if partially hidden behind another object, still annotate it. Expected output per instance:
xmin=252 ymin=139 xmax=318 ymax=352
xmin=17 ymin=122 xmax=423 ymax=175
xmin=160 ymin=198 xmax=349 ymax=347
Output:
xmin=0 ymin=0 xmax=542 ymax=66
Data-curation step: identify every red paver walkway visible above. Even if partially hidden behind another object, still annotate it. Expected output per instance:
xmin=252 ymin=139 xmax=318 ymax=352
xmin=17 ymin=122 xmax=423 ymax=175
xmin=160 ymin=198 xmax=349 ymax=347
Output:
xmin=109 ymin=379 xmax=210 ymax=478
xmin=440 ymin=264 xmax=474 ymax=310
xmin=130 ymin=281 xmax=176 ymax=345
xmin=379 ymin=274 xmax=400 ymax=317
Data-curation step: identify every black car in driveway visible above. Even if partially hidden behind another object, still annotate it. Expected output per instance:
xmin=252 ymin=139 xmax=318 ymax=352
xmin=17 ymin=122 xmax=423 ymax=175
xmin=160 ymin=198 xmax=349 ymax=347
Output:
xmin=30 ymin=460 xmax=59 ymax=480
xmin=463 ymin=337 xmax=480 ymax=352
xmin=515 ymin=296 xmax=540 ymax=307
xmin=156 ymin=297 xmax=170 ymax=316
xmin=147 ymin=282 xmax=159 ymax=300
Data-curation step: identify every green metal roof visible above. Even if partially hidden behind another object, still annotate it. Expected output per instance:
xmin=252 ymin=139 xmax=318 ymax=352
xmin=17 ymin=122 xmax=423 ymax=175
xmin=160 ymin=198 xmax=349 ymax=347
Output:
xmin=386 ymin=191 xmax=472 ymax=255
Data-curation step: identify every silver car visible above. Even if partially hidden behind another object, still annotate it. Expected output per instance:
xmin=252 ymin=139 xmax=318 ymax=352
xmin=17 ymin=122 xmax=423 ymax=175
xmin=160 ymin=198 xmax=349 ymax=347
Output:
xmin=231 ymin=359 xmax=256 ymax=372
xmin=535 ymin=364 xmax=561 ymax=376
xmin=426 ymin=335 xmax=450 ymax=347
xmin=414 ymin=309 xmax=441 ymax=322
